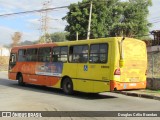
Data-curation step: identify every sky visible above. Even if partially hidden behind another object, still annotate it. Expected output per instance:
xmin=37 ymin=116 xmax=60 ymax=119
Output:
xmin=0 ymin=0 xmax=160 ymax=46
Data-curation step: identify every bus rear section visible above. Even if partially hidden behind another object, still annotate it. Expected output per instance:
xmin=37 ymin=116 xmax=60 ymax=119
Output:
xmin=110 ymin=38 xmax=147 ymax=91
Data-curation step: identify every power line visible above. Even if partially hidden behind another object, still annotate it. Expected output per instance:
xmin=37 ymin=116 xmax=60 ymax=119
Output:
xmin=0 ymin=2 xmax=91 ymax=17
xmin=149 ymin=16 xmax=160 ymax=20
xmin=0 ymin=6 xmax=69 ymax=17
xmin=150 ymin=20 xmax=160 ymax=24
xmin=0 ymin=0 xmax=115 ymax=17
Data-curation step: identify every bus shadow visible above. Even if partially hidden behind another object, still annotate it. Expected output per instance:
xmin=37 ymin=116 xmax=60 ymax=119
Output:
xmin=0 ymin=79 xmax=117 ymax=100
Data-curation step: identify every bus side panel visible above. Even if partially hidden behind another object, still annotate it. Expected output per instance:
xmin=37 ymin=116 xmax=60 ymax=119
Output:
xmin=61 ymin=63 xmax=78 ymax=88
xmin=8 ymin=72 xmax=17 ymax=80
xmin=49 ymin=76 xmax=61 ymax=87
xmin=93 ymin=81 xmax=110 ymax=93
xmin=62 ymin=60 xmax=94 ymax=92
xmin=72 ymin=78 xmax=93 ymax=92
xmin=75 ymin=41 xmax=112 ymax=93
xmin=9 ymin=62 xmax=24 ymax=80
xmin=20 ymin=62 xmax=37 ymax=84
xmin=43 ymin=76 xmax=60 ymax=87
xmin=22 ymin=73 xmax=28 ymax=82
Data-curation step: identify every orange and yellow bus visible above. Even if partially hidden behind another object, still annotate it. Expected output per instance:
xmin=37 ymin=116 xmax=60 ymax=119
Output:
xmin=8 ymin=37 xmax=147 ymax=94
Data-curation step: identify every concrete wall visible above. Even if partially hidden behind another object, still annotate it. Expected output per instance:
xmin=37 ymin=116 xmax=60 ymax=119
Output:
xmin=147 ymin=78 xmax=160 ymax=90
xmin=147 ymin=52 xmax=160 ymax=78
xmin=147 ymin=46 xmax=160 ymax=90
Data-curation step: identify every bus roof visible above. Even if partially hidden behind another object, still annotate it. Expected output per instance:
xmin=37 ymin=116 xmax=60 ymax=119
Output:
xmin=11 ymin=37 xmax=144 ymax=50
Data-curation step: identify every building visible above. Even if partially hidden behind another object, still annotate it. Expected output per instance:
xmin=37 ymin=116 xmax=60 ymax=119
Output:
xmin=150 ymin=30 xmax=160 ymax=46
xmin=0 ymin=46 xmax=10 ymax=56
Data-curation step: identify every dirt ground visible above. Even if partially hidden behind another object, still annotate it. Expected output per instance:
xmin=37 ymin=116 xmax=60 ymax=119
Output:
xmin=0 ymin=56 xmax=9 ymax=71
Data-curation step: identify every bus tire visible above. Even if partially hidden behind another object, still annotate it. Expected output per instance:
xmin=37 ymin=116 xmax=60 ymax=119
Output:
xmin=62 ymin=77 xmax=73 ymax=95
xmin=18 ymin=74 xmax=25 ymax=86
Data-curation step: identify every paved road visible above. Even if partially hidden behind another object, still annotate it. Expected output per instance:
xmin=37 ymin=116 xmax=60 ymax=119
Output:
xmin=0 ymin=72 xmax=160 ymax=120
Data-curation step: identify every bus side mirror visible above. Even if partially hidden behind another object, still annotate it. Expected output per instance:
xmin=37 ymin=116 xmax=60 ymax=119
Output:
xmin=119 ymin=59 xmax=124 ymax=68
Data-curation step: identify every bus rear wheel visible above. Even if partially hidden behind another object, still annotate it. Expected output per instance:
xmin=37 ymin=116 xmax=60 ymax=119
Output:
xmin=18 ymin=74 xmax=25 ymax=86
xmin=62 ymin=77 xmax=73 ymax=95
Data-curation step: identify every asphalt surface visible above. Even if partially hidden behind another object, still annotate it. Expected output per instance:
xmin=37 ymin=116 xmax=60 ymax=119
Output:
xmin=0 ymin=72 xmax=160 ymax=120
xmin=2 ymin=71 xmax=160 ymax=101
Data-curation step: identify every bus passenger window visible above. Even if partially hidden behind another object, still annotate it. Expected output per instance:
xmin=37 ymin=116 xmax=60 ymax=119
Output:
xmin=52 ymin=55 xmax=58 ymax=62
xmin=53 ymin=46 xmax=68 ymax=62
xmin=69 ymin=45 xmax=88 ymax=63
xmin=18 ymin=49 xmax=26 ymax=61
xmin=69 ymin=47 xmax=73 ymax=62
xmin=89 ymin=43 xmax=108 ymax=63
xmin=99 ymin=44 xmax=108 ymax=63
xmin=60 ymin=47 xmax=68 ymax=62
xmin=38 ymin=47 xmax=51 ymax=62
xmin=26 ymin=48 xmax=37 ymax=61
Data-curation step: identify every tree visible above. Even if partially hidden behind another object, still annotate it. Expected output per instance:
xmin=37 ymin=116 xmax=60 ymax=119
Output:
xmin=38 ymin=33 xmax=51 ymax=43
xmin=50 ymin=32 xmax=68 ymax=42
xmin=38 ymin=32 xmax=68 ymax=43
xmin=20 ymin=40 xmax=34 ymax=45
xmin=63 ymin=0 xmax=122 ymax=40
xmin=110 ymin=0 xmax=152 ymax=38
xmin=63 ymin=0 xmax=152 ymax=40
xmin=11 ymin=32 xmax=22 ymax=47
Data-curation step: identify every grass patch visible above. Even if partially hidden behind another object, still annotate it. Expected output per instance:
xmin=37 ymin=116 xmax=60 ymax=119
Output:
xmin=145 ymin=89 xmax=160 ymax=93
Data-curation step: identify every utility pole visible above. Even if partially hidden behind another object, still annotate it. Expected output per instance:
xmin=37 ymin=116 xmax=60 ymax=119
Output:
xmin=76 ymin=31 xmax=78 ymax=41
xmin=39 ymin=0 xmax=52 ymax=43
xmin=87 ymin=1 xmax=92 ymax=40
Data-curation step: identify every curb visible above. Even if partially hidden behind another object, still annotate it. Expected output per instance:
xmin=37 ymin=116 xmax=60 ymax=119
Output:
xmin=114 ymin=91 xmax=160 ymax=101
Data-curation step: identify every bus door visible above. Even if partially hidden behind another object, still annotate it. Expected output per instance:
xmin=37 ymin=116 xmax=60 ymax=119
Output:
xmin=66 ymin=46 xmax=79 ymax=82
xmin=9 ymin=53 xmax=17 ymax=70
xmin=77 ymin=43 xmax=110 ymax=92
xmin=9 ymin=52 xmax=17 ymax=79
xmin=75 ymin=45 xmax=90 ymax=92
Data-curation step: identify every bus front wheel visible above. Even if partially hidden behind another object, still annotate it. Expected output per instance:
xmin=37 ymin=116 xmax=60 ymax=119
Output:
xmin=62 ymin=77 xmax=73 ymax=95
xmin=18 ymin=74 xmax=25 ymax=86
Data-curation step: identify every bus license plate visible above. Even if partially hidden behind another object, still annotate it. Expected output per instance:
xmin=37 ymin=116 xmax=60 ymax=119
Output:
xmin=129 ymin=83 xmax=137 ymax=86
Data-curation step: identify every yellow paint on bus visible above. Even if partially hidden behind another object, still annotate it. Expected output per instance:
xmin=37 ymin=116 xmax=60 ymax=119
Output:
xmin=8 ymin=37 xmax=147 ymax=94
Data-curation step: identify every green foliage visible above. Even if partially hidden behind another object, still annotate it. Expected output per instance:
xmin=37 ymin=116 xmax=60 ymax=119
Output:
xmin=38 ymin=32 xmax=68 ymax=43
xmin=50 ymin=32 xmax=68 ymax=42
xmin=63 ymin=0 xmax=152 ymax=40
xmin=20 ymin=40 xmax=34 ymax=45
xmin=39 ymin=33 xmax=51 ymax=43
xmin=111 ymin=0 xmax=152 ymax=38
